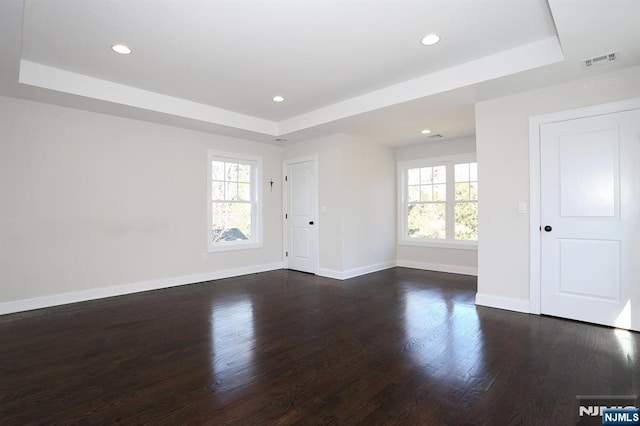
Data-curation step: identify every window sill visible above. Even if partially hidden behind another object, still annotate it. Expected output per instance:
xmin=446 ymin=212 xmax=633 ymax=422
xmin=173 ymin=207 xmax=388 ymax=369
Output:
xmin=398 ymin=239 xmax=478 ymax=251
xmin=208 ymin=242 xmax=263 ymax=253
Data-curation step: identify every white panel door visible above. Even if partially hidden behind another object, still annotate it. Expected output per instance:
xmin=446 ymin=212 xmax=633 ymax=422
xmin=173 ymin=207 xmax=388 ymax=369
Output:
xmin=285 ymin=160 xmax=317 ymax=274
xmin=540 ymin=109 xmax=640 ymax=331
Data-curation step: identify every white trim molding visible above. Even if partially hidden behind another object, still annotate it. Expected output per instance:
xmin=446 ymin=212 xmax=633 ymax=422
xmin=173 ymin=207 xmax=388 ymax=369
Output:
xmin=397 ymin=260 xmax=477 ymax=276
xmin=342 ymin=261 xmax=397 ymax=280
xmin=528 ymin=96 xmax=640 ymax=316
xmin=475 ymin=293 xmax=531 ymax=314
xmin=316 ymin=268 xmax=344 ymax=280
xmin=0 ymin=262 xmax=284 ymax=316
xmin=317 ymin=261 xmax=397 ymax=280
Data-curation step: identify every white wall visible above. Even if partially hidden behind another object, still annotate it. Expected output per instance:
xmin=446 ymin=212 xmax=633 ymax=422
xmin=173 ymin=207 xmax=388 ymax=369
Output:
xmin=395 ymin=137 xmax=476 ymax=162
xmin=14 ymin=64 xmax=636 ymax=314
xmin=341 ymin=138 xmax=396 ymax=274
xmin=0 ymin=95 xmax=284 ymax=307
xmin=475 ymin=65 xmax=640 ymax=309
xmin=283 ymin=134 xmax=346 ymax=272
xmin=284 ymin=134 xmax=396 ymax=278
xmin=395 ymin=136 xmax=478 ymax=274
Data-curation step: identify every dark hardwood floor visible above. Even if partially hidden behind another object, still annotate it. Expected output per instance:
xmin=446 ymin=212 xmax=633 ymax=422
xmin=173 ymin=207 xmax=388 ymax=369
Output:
xmin=1 ymin=267 xmax=638 ymax=425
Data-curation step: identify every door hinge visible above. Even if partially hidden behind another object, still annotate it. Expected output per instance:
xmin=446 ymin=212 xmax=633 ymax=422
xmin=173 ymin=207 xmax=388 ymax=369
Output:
xmin=285 ymin=251 xmax=288 ymax=257
xmin=285 ymin=213 xmax=288 ymax=219
xmin=285 ymin=176 xmax=288 ymax=181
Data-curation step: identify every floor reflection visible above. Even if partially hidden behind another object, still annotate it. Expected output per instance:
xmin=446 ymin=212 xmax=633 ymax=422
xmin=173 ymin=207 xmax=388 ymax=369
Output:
xmin=615 ymin=329 xmax=637 ymax=361
xmin=210 ymin=296 xmax=256 ymax=401
xmin=403 ymin=285 xmax=486 ymax=385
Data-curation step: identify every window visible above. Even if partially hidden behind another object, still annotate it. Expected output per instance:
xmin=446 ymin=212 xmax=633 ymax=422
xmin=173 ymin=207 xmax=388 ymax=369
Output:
xmin=454 ymin=162 xmax=478 ymax=241
xmin=208 ymin=151 xmax=262 ymax=251
xmin=399 ymin=155 xmax=477 ymax=248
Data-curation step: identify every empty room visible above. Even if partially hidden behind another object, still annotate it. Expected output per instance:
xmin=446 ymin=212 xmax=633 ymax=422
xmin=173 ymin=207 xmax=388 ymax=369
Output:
xmin=1 ymin=0 xmax=639 ymax=424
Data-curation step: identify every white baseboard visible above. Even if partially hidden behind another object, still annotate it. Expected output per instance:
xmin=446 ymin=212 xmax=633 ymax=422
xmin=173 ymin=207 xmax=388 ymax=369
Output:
xmin=316 ymin=261 xmax=397 ymax=280
xmin=0 ymin=262 xmax=284 ymax=316
xmin=475 ymin=293 xmax=530 ymax=314
xmin=397 ymin=260 xmax=478 ymax=276
xmin=316 ymin=268 xmax=343 ymax=280
xmin=342 ymin=261 xmax=397 ymax=280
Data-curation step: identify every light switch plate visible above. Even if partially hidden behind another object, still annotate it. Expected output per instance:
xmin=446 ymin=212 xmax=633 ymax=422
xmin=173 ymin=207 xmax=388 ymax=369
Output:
xmin=518 ymin=202 xmax=527 ymax=214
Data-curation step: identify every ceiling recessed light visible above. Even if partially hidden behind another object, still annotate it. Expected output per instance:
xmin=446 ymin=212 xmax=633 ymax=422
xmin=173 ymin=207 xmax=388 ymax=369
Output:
xmin=111 ymin=44 xmax=132 ymax=55
xmin=420 ymin=34 xmax=440 ymax=46
xmin=272 ymin=95 xmax=285 ymax=103
xmin=421 ymin=129 xmax=432 ymax=134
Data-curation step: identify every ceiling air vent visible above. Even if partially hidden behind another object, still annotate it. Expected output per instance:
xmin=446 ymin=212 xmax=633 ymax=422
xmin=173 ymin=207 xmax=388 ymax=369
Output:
xmin=583 ymin=52 xmax=618 ymax=68
xmin=429 ymin=134 xmax=443 ymax=139
xmin=273 ymin=138 xmax=288 ymax=143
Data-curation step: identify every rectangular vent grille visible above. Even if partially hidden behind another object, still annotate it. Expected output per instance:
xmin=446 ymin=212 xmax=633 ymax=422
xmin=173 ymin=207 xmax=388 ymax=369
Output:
xmin=583 ymin=52 xmax=618 ymax=68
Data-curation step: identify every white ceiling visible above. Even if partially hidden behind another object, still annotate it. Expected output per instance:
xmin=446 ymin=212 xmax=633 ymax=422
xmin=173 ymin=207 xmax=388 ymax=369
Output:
xmin=1 ymin=0 xmax=639 ymax=147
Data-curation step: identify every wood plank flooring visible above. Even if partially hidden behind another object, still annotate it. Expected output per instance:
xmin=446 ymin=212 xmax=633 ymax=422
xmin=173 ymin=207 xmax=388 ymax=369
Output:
xmin=1 ymin=267 xmax=639 ymax=425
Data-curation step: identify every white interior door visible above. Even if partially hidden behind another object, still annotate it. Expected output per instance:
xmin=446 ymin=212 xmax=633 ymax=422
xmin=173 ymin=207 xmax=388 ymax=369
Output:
xmin=540 ymin=109 xmax=640 ymax=331
xmin=285 ymin=160 xmax=317 ymax=274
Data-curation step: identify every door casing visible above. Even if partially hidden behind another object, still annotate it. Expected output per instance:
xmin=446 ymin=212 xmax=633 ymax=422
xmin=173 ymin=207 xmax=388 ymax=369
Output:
xmin=528 ymin=97 xmax=640 ymax=315
xmin=283 ymin=156 xmax=319 ymax=274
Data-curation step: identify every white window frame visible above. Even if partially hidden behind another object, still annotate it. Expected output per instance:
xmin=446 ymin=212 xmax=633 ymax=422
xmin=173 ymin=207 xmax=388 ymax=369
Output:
xmin=398 ymin=154 xmax=477 ymax=250
xmin=207 ymin=150 xmax=262 ymax=252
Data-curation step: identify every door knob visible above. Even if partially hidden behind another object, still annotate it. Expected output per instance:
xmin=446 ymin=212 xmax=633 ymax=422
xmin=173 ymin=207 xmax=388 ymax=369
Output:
xmin=309 ymin=221 xmax=314 ymax=225
xmin=544 ymin=225 xmax=552 ymax=232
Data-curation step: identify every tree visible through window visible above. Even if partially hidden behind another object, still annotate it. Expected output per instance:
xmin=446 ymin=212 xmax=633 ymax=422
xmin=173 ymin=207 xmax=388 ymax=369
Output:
xmin=400 ymin=157 xmax=478 ymax=245
xmin=407 ymin=165 xmax=447 ymax=239
xmin=208 ymin=152 xmax=261 ymax=251
xmin=454 ymin=162 xmax=478 ymax=241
